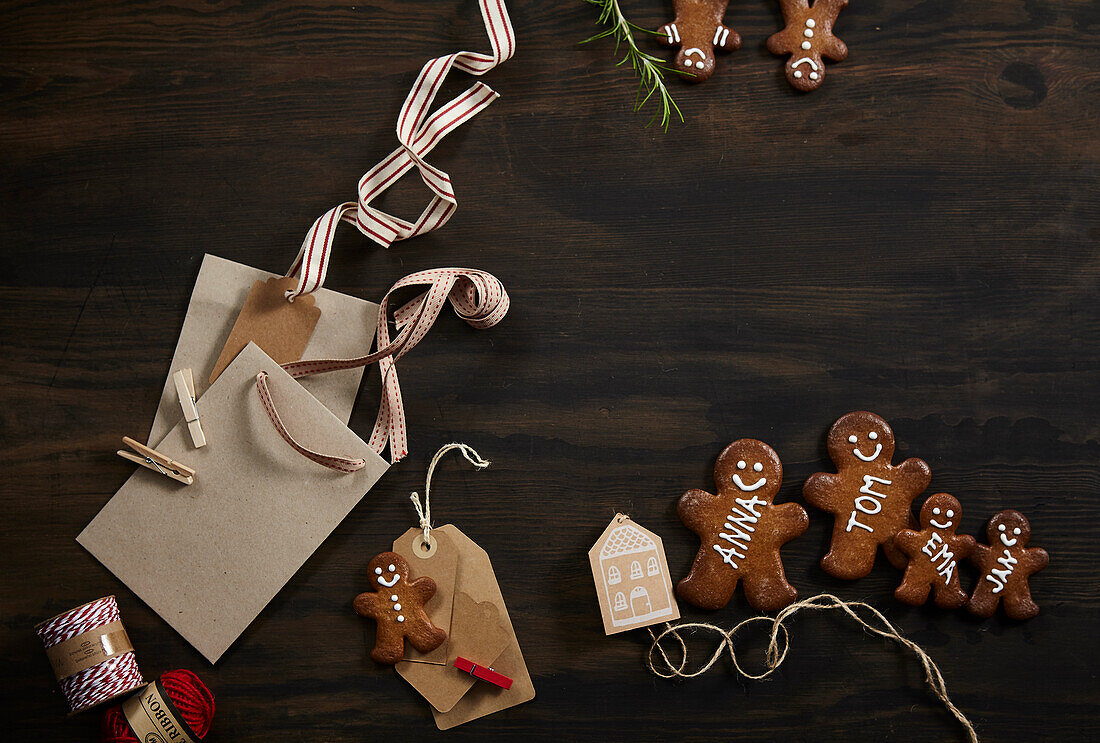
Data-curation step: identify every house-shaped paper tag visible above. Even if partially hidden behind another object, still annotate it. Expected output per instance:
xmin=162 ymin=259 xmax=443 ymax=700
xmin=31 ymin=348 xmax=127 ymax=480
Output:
xmin=588 ymin=514 xmax=679 ymax=635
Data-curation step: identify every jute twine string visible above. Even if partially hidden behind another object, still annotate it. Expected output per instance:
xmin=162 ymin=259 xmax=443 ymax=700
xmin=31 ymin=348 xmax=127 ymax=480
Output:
xmin=647 ymin=594 xmax=978 ymax=743
xmin=410 ymin=443 xmax=490 ymax=542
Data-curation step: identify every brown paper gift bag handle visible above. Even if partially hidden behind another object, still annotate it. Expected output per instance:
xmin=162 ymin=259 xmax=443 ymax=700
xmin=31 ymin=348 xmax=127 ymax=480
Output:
xmin=255 ymin=268 xmax=509 ymax=469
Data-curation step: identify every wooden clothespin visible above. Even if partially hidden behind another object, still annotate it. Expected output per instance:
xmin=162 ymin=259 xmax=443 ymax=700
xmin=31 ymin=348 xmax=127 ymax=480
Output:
xmin=173 ymin=368 xmax=206 ymax=448
xmin=454 ymin=656 xmax=513 ymax=690
xmin=117 ymin=436 xmax=195 ymax=485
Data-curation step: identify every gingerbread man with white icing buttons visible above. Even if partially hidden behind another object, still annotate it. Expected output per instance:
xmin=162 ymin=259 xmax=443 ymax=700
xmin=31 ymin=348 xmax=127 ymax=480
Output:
xmin=804 ymin=411 xmax=931 ymax=580
xmin=678 ymin=439 xmax=809 ymax=612
xmin=767 ymin=0 xmax=849 ymax=92
xmin=657 ymin=0 xmax=741 ymax=83
xmin=353 ymin=552 xmax=447 ymax=664
xmin=967 ymin=510 xmax=1049 ymax=620
xmin=894 ymin=493 xmax=976 ymax=609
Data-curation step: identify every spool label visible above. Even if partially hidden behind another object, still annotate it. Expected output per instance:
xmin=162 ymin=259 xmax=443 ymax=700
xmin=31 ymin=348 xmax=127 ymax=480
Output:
xmin=122 ymin=681 xmax=199 ymax=743
xmin=45 ymin=619 xmax=133 ymax=680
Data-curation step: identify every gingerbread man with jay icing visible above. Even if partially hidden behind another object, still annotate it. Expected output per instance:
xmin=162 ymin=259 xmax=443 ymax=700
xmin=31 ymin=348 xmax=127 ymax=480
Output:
xmin=767 ymin=0 xmax=849 ymax=92
xmin=967 ymin=510 xmax=1049 ymax=620
xmin=894 ymin=493 xmax=976 ymax=609
xmin=353 ymin=552 xmax=447 ymax=664
xmin=804 ymin=411 xmax=930 ymax=580
xmin=678 ymin=439 xmax=809 ymax=612
xmin=657 ymin=0 xmax=741 ymax=83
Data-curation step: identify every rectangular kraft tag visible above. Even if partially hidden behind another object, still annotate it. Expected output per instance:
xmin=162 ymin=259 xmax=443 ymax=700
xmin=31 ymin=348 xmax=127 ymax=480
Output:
xmin=393 ymin=527 xmax=458 ymax=665
xmin=122 ymin=680 xmax=198 ymax=743
xmin=45 ymin=620 xmax=133 ymax=680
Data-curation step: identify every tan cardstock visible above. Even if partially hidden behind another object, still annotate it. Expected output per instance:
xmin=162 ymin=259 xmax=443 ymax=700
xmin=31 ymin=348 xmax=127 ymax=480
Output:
xmin=149 ymin=254 xmax=379 ymax=445
xmin=589 ymin=514 xmax=680 ymax=635
xmin=412 ymin=525 xmax=535 ymax=730
xmin=393 ymin=527 xmax=458 ymax=665
xmin=209 ymin=276 xmax=321 ymax=384
xmin=79 ymin=342 xmax=390 ymax=663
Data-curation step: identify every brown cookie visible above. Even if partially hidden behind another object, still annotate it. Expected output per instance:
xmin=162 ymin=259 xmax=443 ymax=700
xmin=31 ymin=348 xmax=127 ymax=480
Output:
xmin=678 ymin=439 xmax=809 ymax=612
xmin=804 ymin=411 xmax=931 ymax=580
xmin=353 ymin=552 xmax=448 ymax=664
xmin=657 ymin=0 xmax=741 ymax=83
xmin=766 ymin=0 xmax=849 ymax=92
xmin=967 ymin=510 xmax=1049 ymax=620
xmin=894 ymin=494 xmax=976 ymax=609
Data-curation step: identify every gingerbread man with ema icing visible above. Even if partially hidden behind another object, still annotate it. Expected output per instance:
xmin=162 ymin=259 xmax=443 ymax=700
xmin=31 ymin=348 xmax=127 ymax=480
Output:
xmin=353 ymin=552 xmax=447 ymax=664
xmin=804 ymin=411 xmax=931 ymax=580
xmin=678 ymin=439 xmax=809 ymax=612
xmin=767 ymin=0 xmax=849 ymax=92
xmin=657 ymin=0 xmax=741 ymax=83
xmin=894 ymin=493 xmax=976 ymax=609
xmin=967 ymin=510 xmax=1049 ymax=620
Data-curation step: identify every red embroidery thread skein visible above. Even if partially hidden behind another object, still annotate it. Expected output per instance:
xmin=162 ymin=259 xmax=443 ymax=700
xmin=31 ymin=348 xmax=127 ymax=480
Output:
xmin=100 ymin=669 xmax=215 ymax=742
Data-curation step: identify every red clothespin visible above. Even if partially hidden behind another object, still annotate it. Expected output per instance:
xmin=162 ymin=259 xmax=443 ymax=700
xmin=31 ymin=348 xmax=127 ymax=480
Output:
xmin=454 ymin=656 xmax=512 ymax=690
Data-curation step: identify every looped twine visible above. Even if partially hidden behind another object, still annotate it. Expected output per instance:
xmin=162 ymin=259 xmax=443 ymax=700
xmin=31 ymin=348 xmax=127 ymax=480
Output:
xmin=409 ymin=443 xmax=490 ymax=543
xmin=646 ymin=594 xmax=979 ymax=743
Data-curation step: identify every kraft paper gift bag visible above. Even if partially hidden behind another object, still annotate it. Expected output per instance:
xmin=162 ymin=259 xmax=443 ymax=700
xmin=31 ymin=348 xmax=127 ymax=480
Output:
xmin=80 ymin=342 xmax=390 ymax=663
xmin=148 ymin=254 xmax=379 ymax=445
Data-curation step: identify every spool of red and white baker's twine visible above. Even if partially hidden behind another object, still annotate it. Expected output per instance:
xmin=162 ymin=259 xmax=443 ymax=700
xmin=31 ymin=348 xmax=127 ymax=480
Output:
xmin=255 ymin=268 xmax=508 ymax=467
xmin=35 ymin=597 xmax=144 ymax=714
xmin=284 ymin=0 xmax=515 ymax=302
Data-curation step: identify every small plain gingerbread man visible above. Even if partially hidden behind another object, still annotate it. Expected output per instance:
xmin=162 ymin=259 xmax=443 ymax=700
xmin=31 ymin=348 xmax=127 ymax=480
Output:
xmin=678 ymin=439 xmax=809 ymax=612
xmin=353 ymin=552 xmax=447 ymax=664
xmin=967 ymin=510 xmax=1049 ymax=621
xmin=894 ymin=493 xmax=976 ymax=609
xmin=657 ymin=0 xmax=741 ymax=83
xmin=767 ymin=0 xmax=849 ymax=92
xmin=804 ymin=411 xmax=931 ymax=580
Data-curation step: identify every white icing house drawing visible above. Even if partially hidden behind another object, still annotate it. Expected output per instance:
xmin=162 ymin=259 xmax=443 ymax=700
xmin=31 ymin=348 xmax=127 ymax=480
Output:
xmin=588 ymin=515 xmax=679 ymax=635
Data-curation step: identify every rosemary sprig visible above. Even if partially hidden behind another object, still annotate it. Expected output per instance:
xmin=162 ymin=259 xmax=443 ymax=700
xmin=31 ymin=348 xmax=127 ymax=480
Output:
xmin=582 ymin=0 xmax=685 ymax=130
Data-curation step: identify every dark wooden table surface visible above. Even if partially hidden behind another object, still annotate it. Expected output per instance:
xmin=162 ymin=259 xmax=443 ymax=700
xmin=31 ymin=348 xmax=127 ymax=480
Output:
xmin=2 ymin=0 xmax=1098 ymax=740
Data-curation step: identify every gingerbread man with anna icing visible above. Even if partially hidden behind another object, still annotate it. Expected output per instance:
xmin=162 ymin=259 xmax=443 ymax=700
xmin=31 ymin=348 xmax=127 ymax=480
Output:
xmin=678 ymin=439 xmax=809 ymax=612
xmin=804 ymin=411 xmax=930 ymax=580
xmin=353 ymin=552 xmax=447 ymax=664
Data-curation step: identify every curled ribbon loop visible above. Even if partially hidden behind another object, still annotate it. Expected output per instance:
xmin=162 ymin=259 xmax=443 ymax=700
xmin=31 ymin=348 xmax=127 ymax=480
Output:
xmin=271 ymin=269 xmax=508 ymax=465
xmin=284 ymin=0 xmax=515 ymax=301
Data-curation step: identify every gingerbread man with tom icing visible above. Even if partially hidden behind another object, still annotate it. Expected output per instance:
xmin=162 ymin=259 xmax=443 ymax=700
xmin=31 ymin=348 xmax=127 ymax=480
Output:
xmin=967 ymin=510 xmax=1049 ymax=621
xmin=804 ymin=411 xmax=931 ymax=580
xmin=353 ymin=552 xmax=447 ymax=664
xmin=657 ymin=0 xmax=741 ymax=83
xmin=894 ymin=493 xmax=976 ymax=609
xmin=678 ymin=439 xmax=809 ymax=612
xmin=767 ymin=0 xmax=849 ymax=92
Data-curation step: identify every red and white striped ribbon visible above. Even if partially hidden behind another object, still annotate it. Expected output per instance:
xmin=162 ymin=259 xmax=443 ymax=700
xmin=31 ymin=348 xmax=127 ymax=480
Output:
xmin=284 ymin=0 xmax=515 ymax=302
xmin=256 ymin=268 xmax=509 ymax=465
xmin=35 ymin=596 xmax=144 ymax=714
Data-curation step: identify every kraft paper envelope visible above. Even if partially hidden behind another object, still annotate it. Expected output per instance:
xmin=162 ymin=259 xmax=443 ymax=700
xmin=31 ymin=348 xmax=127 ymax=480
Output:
xmin=79 ymin=342 xmax=389 ymax=663
xmin=149 ymin=254 xmax=379 ymax=445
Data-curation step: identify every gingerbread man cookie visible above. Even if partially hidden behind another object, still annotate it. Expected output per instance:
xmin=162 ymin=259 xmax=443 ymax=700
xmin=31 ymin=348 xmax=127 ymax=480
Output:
xmin=657 ymin=0 xmax=741 ymax=83
xmin=804 ymin=411 xmax=931 ymax=580
xmin=967 ymin=510 xmax=1049 ymax=620
xmin=678 ymin=439 xmax=809 ymax=612
xmin=894 ymin=494 xmax=976 ymax=609
xmin=767 ymin=0 xmax=848 ymax=92
xmin=353 ymin=552 xmax=447 ymax=664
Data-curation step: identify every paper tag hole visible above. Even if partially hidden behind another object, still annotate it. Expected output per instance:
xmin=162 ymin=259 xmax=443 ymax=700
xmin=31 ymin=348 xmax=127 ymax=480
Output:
xmin=412 ymin=534 xmax=437 ymax=558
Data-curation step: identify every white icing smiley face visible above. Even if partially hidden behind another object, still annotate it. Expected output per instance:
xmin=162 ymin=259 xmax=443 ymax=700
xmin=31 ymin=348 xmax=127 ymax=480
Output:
xmin=998 ymin=523 xmax=1022 ymax=547
xmin=732 ymin=459 xmax=767 ymax=491
xmin=848 ymin=430 xmax=882 ymax=462
xmin=930 ymin=506 xmax=955 ymax=530
xmin=682 ymin=47 xmax=707 ymax=70
xmin=790 ymin=57 xmax=820 ymax=81
xmin=374 ymin=563 xmax=400 ymax=588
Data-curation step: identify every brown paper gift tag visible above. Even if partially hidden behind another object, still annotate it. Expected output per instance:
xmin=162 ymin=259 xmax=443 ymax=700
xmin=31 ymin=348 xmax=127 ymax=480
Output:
xmin=406 ymin=525 xmax=535 ymax=730
xmin=149 ymin=254 xmax=378 ymax=445
xmin=392 ymin=527 xmax=458 ymax=665
xmin=588 ymin=514 xmax=680 ymax=635
xmin=79 ymin=342 xmax=390 ymax=663
xmin=209 ymin=276 xmax=321 ymax=384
